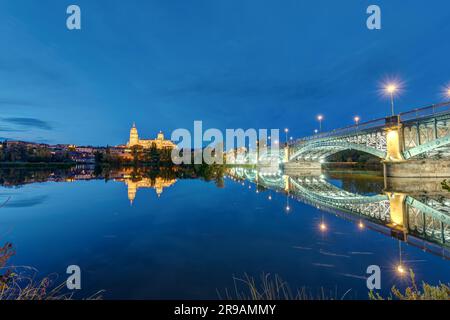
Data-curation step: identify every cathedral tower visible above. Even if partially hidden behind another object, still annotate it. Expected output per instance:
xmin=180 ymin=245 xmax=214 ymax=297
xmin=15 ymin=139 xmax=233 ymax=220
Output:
xmin=129 ymin=122 xmax=139 ymax=146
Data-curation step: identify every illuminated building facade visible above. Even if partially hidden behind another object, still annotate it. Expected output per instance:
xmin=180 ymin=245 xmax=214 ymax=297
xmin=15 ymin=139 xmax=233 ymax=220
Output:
xmin=127 ymin=123 xmax=176 ymax=149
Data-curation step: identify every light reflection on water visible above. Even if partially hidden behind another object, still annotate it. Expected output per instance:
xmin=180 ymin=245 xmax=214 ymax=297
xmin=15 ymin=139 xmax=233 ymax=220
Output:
xmin=0 ymin=166 xmax=449 ymax=299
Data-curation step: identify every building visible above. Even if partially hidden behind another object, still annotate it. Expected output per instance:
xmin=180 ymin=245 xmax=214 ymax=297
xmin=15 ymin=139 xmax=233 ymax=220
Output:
xmin=127 ymin=123 xmax=176 ymax=150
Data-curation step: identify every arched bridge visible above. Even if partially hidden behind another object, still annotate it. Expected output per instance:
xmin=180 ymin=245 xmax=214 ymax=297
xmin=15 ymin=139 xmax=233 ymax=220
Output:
xmin=287 ymin=101 xmax=450 ymax=163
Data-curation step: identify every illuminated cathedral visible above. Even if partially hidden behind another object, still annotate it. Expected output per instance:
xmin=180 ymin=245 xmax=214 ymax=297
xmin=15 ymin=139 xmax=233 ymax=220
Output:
xmin=127 ymin=123 xmax=176 ymax=149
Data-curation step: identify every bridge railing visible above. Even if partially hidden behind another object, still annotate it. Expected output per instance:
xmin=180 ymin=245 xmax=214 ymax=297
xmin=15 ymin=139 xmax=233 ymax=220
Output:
xmin=399 ymin=101 xmax=450 ymax=123
xmin=290 ymin=101 xmax=450 ymax=145
xmin=291 ymin=117 xmax=386 ymax=144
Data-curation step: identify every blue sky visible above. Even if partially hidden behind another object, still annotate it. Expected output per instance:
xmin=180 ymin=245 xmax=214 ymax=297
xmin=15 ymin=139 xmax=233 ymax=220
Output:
xmin=1 ymin=0 xmax=450 ymax=146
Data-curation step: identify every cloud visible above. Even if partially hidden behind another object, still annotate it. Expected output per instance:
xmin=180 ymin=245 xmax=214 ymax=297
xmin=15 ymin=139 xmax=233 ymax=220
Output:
xmin=1 ymin=117 xmax=53 ymax=130
xmin=3 ymin=195 xmax=48 ymax=208
xmin=0 ymin=125 xmax=26 ymax=132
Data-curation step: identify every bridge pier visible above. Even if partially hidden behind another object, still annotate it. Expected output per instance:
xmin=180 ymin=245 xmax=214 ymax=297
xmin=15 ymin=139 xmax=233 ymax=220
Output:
xmin=282 ymin=161 xmax=322 ymax=176
xmin=384 ymin=159 xmax=450 ymax=178
xmin=384 ymin=176 xmax=448 ymax=194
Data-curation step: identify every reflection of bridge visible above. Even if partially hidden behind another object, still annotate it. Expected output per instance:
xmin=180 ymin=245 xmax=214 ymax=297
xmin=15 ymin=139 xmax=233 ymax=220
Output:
xmin=243 ymin=102 xmax=450 ymax=177
xmin=229 ymin=168 xmax=450 ymax=258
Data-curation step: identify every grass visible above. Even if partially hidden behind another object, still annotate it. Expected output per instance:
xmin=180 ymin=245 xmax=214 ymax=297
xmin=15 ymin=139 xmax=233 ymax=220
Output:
xmin=369 ymin=270 xmax=450 ymax=300
xmin=220 ymin=272 xmax=449 ymax=301
xmin=0 ymin=248 xmax=104 ymax=300
xmin=217 ymin=273 xmax=352 ymax=300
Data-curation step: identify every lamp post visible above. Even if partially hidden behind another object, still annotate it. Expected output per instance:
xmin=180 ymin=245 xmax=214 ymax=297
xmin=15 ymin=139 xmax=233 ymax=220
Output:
xmin=317 ymin=115 xmax=323 ymax=132
xmin=354 ymin=116 xmax=360 ymax=127
xmin=284 ymin=128 xmax=289 ymax=145
xmin=385 ymin=84 xmax=398 ymax=116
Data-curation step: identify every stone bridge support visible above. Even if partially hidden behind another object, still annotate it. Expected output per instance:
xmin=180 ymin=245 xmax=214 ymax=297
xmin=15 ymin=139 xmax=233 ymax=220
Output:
xmin=384 ymin=116 xmax=404 ymax=162
xmin=384 ymin=159 xmax=450 ymax=178
xmin=282 ymin=161 xmax=322 ymax=176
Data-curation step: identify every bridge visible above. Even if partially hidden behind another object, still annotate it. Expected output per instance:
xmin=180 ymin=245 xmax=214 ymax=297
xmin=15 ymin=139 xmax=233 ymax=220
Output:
xmin=282 ymin=101 xmax=450 ymax=177
xmin=229 ymin=167 xmax=450 ymax=259
xmin=287 ymin=101 xmax=450 ymax=160
xmin=229 ymin=101 xmax=450 ymax=177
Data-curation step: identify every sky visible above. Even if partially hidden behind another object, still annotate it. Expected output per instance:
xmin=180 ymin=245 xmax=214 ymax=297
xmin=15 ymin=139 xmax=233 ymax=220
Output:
xmin=1 ymin=0 xmax=450 ymax=146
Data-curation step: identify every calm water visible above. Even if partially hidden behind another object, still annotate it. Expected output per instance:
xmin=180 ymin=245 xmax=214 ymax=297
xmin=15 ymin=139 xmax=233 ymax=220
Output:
xmin=0 ymin=166 xmax=449 ymax=299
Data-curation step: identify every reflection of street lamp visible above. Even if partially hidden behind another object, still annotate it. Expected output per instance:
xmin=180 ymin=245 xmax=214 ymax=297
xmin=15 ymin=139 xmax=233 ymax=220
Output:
xmin=314 ymin=129 xmax=318 ymax=134
xmin=446 ymin=87 xmax=450 ymax=98
xmin=385 ymin=83 xmax=399 ymax=116
xmin=397 ymin=264 xmax=406 ymax=275
xmin=285 ymin=191 xmax=291 ymax=213
xmin=396 ymin=240 xmax=406 ymax=276
xmin=317 ymin=115 xmax=323 ymax=132
xmin=319 ymin=222 xmax=327 ymax=232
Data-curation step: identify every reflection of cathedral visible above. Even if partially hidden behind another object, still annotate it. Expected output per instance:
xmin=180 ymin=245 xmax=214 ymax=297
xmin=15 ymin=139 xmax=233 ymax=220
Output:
xmin=127 ymin=123 xmax=176 ymax=149
xmin=124 ymin=176 xmax=177 ymax=204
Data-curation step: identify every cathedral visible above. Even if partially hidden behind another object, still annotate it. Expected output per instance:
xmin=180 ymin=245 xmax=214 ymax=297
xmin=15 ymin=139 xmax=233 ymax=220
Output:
xmin=127 ymin=123 xmax=176 ymax=149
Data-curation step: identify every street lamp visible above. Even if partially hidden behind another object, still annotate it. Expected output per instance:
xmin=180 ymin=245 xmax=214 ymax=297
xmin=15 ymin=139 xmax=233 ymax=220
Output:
xmin=317 ymin=115 xmax=323 ymax=132
xmin=284 ymin=128 xmax=289 ymax=144
xmin=354 ymin=116 xmax=360 ymax=126
xmin=385 ymin=83 xmax=398 ymax=116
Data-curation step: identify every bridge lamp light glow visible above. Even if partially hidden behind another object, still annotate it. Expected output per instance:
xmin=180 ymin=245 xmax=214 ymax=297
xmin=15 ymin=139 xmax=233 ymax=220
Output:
xmin=383 ymin=82 xmax=400 ymax=116
xmin=354 ymin=116 xmax=360 ymax=125
xmin=358 ymin=221 xmax=364 ymax=229
xmin=446 ymin=87 xmax=450 ymax=98
xmin=317 ymin=115 xmax=324 ymax=132
xmin=285 ymin=205 xmax=291 ymax=212
xmin=319 ymin=222 xmax=327 ymax=232
xmin=284 ymin=128 xmax=289 ymax=144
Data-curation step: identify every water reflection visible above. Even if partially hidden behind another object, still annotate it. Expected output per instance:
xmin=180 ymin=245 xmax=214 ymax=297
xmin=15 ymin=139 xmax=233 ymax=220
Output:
xmin=1 ymin=165 xmax=449 ymax=261
xmin=228 ymin=167 xmax=450 ymax=260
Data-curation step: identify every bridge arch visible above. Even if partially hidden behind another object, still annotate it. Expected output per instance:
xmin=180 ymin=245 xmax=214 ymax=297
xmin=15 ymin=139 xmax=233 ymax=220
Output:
xmin=403 ymin=135 xmax=450 ymax=159
xmin=289 ymin=141 xmax=386 ymax=162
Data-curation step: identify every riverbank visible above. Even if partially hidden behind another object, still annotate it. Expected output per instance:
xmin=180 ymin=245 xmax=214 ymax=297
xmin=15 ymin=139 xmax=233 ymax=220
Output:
xmin=0 ymin=162 xmax=75 ymax=168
